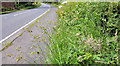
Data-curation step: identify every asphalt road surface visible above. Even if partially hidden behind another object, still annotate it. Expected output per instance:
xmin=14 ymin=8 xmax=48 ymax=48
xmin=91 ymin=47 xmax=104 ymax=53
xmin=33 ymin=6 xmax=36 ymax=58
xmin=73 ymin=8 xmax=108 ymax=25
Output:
xmin=0 ymin=3 xmax=50 ymax=41
xmin=2 ymin=5 xmax=57 ymax=64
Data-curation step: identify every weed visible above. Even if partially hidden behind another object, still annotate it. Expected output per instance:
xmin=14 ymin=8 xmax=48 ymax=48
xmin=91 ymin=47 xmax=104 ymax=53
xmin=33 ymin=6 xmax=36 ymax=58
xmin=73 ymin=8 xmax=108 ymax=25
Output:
xmin=16 ymin=47 xmax=21 ymax=51
xmin=6 ymin=54 xmax=13 ymax=57
xmin=0 ymin=42 xmax=12 ymax=52
xmin=18 ymin=33 xmax=23 ymax=37
xmin=16 ymin=55 xmax=22 ymax=62
xmin=29 ymin=33 xmax=33 ymax=36
xmin=45 ymin=2 xmax=120 ymax=64
xmin=33 ymin=35 xmax=40 ymax=39
xmin=27 ymin=30 xmax=33 ymax=33
xmin=28 ymin=51 xmax=36 ymax=55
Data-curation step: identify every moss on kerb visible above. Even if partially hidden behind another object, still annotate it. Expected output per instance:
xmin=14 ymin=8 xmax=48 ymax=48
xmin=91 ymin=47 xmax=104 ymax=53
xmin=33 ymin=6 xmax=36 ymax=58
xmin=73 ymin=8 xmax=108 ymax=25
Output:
xmin=0 ymin=42 xmax=12 ymax=52
xmin=0 ymin=33 xmax=23 ymax=52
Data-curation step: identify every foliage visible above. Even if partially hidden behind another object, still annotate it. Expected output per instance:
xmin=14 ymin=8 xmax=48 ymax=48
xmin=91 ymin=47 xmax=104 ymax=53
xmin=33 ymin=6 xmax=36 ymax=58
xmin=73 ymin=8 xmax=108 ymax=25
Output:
xmin=45 ymin=2 xmax=60 ymax=7
xmin=46 ymin=2 xmax=120 ymax=64
xmin=1 ymin=2 xmax=41 ymax=14
xmin=17 ymin=2 xmax=40 ymax=9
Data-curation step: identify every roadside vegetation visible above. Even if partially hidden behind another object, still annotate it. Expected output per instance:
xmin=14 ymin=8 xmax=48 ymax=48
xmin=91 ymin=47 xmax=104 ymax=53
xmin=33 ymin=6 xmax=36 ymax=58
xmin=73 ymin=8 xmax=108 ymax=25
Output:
xmin=43 ymin=2 xmax=120 ymax=64
xmin=44 ymin=2 xmax=60 ymax=7
xmin=0 ymin=2 xmax=41 ymax=14
xmin=1 ymin=1 xmax=119 ymax=65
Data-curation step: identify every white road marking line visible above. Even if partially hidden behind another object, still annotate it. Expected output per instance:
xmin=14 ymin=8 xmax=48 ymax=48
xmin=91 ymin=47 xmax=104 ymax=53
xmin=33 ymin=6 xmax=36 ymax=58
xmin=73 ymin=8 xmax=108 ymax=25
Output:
xmin=0 ymin=6 xmax=50 ymax=44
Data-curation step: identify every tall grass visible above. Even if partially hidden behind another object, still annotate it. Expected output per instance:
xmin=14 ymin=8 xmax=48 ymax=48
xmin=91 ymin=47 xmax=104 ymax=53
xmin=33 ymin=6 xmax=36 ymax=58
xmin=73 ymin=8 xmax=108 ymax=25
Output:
xmin=43 ymin=2 xmax=120 ymax=64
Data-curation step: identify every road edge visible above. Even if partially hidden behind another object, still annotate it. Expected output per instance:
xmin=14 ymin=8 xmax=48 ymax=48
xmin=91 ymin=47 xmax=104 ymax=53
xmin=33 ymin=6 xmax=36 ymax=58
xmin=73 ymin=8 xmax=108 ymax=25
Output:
xmin=0 ymin=4 xmax=51 ymax=51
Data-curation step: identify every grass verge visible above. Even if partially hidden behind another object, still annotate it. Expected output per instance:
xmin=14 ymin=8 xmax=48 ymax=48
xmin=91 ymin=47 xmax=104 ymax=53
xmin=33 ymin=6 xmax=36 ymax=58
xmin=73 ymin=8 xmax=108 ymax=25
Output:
xmin=44 ymin=2 xmax=120 ymax=64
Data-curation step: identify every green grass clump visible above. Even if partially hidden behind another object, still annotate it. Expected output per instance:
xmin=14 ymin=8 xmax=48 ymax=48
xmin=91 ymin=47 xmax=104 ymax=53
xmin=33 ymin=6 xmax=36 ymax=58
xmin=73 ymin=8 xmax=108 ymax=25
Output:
xmin=45 ymin=2 xmax=120 ymax=64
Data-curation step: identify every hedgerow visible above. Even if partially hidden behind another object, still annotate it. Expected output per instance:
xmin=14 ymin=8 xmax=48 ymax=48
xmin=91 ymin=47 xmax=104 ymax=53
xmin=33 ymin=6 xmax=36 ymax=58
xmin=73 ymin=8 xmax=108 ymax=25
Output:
xmin=46 ymin=2 xmax=120 ymax=64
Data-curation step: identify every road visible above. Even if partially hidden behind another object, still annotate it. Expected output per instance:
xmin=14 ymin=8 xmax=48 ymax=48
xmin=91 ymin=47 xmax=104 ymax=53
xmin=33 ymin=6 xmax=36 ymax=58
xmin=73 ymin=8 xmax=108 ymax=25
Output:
xmin=2 ymin=5 xmax=57 ymax=64
xmin=0 ymin=3 xmax=50 ymax=41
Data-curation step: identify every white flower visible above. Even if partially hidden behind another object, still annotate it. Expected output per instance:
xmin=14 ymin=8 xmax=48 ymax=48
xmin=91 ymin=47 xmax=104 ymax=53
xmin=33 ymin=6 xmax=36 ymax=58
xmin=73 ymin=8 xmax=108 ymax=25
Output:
xmin=62 ymin=1 xmax=67 ymax=4
xmin=59 ymin=6 xmax=62 ymax=8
